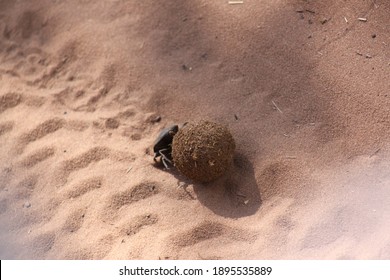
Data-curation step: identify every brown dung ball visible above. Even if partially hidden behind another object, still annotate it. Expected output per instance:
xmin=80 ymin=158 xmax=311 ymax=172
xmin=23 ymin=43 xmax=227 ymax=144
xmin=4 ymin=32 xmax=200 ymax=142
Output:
xmin=172 ymin=120 xmax=235 ymax=183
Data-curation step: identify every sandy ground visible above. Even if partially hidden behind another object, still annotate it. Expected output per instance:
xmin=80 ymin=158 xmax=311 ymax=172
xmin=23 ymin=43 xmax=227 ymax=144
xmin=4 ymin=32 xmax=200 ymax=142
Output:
xmin=0 ymin=0 xmax=389 ymax=259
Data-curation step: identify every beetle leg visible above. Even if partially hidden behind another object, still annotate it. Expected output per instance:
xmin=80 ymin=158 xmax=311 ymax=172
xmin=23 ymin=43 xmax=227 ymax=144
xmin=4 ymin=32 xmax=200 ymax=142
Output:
xmin=161 ymin=157 xmax=170 ymax=169
xmin=158 ymin=149 xmax=172 ymax=169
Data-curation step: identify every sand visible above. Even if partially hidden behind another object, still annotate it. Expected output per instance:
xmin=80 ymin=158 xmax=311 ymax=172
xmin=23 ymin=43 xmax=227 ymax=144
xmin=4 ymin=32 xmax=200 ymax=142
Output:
xmin=0 ymin=0 xmax=389 ymax=259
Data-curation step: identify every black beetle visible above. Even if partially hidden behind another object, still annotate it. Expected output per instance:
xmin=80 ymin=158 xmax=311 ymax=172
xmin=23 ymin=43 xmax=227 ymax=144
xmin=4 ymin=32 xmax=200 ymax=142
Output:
xmin=153 ymin=124 xmax=179 ymax=168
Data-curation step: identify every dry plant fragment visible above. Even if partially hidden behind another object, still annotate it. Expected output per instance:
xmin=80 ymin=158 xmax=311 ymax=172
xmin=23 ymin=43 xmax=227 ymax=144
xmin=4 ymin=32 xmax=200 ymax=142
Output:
xmin=272 ymin=100 xmax=283 ymax=114
xmin=228 ymin=1 xmax=244 ymax=5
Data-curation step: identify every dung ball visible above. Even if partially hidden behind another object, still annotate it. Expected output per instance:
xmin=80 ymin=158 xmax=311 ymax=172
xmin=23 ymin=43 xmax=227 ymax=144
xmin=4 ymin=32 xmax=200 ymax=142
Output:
xmin=172 ymin=120 xmax=235 ymax=183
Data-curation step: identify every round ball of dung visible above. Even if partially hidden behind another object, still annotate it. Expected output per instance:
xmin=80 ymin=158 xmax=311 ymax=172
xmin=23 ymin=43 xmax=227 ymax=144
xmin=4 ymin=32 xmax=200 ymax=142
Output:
xmin=172 ymin=120 xmax=235 ymax=183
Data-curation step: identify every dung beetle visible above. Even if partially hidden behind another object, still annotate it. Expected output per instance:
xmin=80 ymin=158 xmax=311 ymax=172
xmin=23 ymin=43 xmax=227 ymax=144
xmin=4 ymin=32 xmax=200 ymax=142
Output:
xmin=153 ymin=124 xmax=179 ymax=169
xmin=153 ymin=123 xmax=187 ymax=169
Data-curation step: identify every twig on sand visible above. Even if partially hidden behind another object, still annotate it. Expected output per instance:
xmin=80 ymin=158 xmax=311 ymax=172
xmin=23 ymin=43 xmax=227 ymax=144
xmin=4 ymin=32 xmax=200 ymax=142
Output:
xmin=228 ymin=1 xmax=244 ymax=4
xmin=126 ymin=166 xmax=133 ymax=173
xmin=285 ymin=156 xmax=297 ymax=159
xmin=358 ymin=18 xmax=367 ymax=22
xmin=271 ymin=100 xmax=283 ymax=113
xmin=369 ymin=148 xmax=381 ymax=158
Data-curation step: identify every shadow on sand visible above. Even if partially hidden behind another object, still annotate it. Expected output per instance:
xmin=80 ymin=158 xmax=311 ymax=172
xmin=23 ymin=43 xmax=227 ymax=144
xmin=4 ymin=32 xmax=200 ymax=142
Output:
xmin=156 ymin=151 xmax=261 ymax=219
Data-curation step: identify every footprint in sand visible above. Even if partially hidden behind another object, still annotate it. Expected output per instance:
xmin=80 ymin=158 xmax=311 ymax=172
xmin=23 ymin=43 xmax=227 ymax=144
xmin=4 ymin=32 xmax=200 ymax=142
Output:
xmin=166 ymin=220 xmax=258 ymax=259
xmin=57 ymin=147 xmax=110 ymax=184
xmin=15 ymin=117 xmax=90 ymax=154
xmin=172 ymin=220 xmax=256 ymax=248
xmin=172 ymin=221 xmax=226 ymax=248
xmin=108 ymin=182 xmax=159 ymax=210
xmin=65 ymin=176 xmax=104 ymax=199
xmin=12 ymin=48 xmax=50 ymax=83
xmin=28 ymin=231 xmax=56 ymax=257
xmin=18 ymin=146 xmax=55 ymax=168
xmin=14 ymin=174 xmax=38 ymax=200
xmin=54 ymin=145 xmax=134 ymax=188
xmin=62 ymin=208 xmax=87 ymax=233
xmin=75 ymin=87 xmax=109 ymax=112
xmin=0 ymin=92 xmax=46 ymax=117
xmin=0 ymin=92 xmax=22 ymax=114
xmin=119 ymin=213 xmax=159 ymax=236
xmin=16 ymin=118 xmax=65 ymax=154
xmin=1 ymin=24 xmax=51 ymax=84
xmin=0 ymin=121 xmax=14 ymax=137
xmin=63 ymin=234 xmax=116 ymax=260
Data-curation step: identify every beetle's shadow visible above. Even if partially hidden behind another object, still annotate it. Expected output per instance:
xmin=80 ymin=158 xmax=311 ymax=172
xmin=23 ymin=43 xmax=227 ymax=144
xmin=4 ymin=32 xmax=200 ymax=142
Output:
xmin=164 ymin=152 xmax=262 ymax=218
